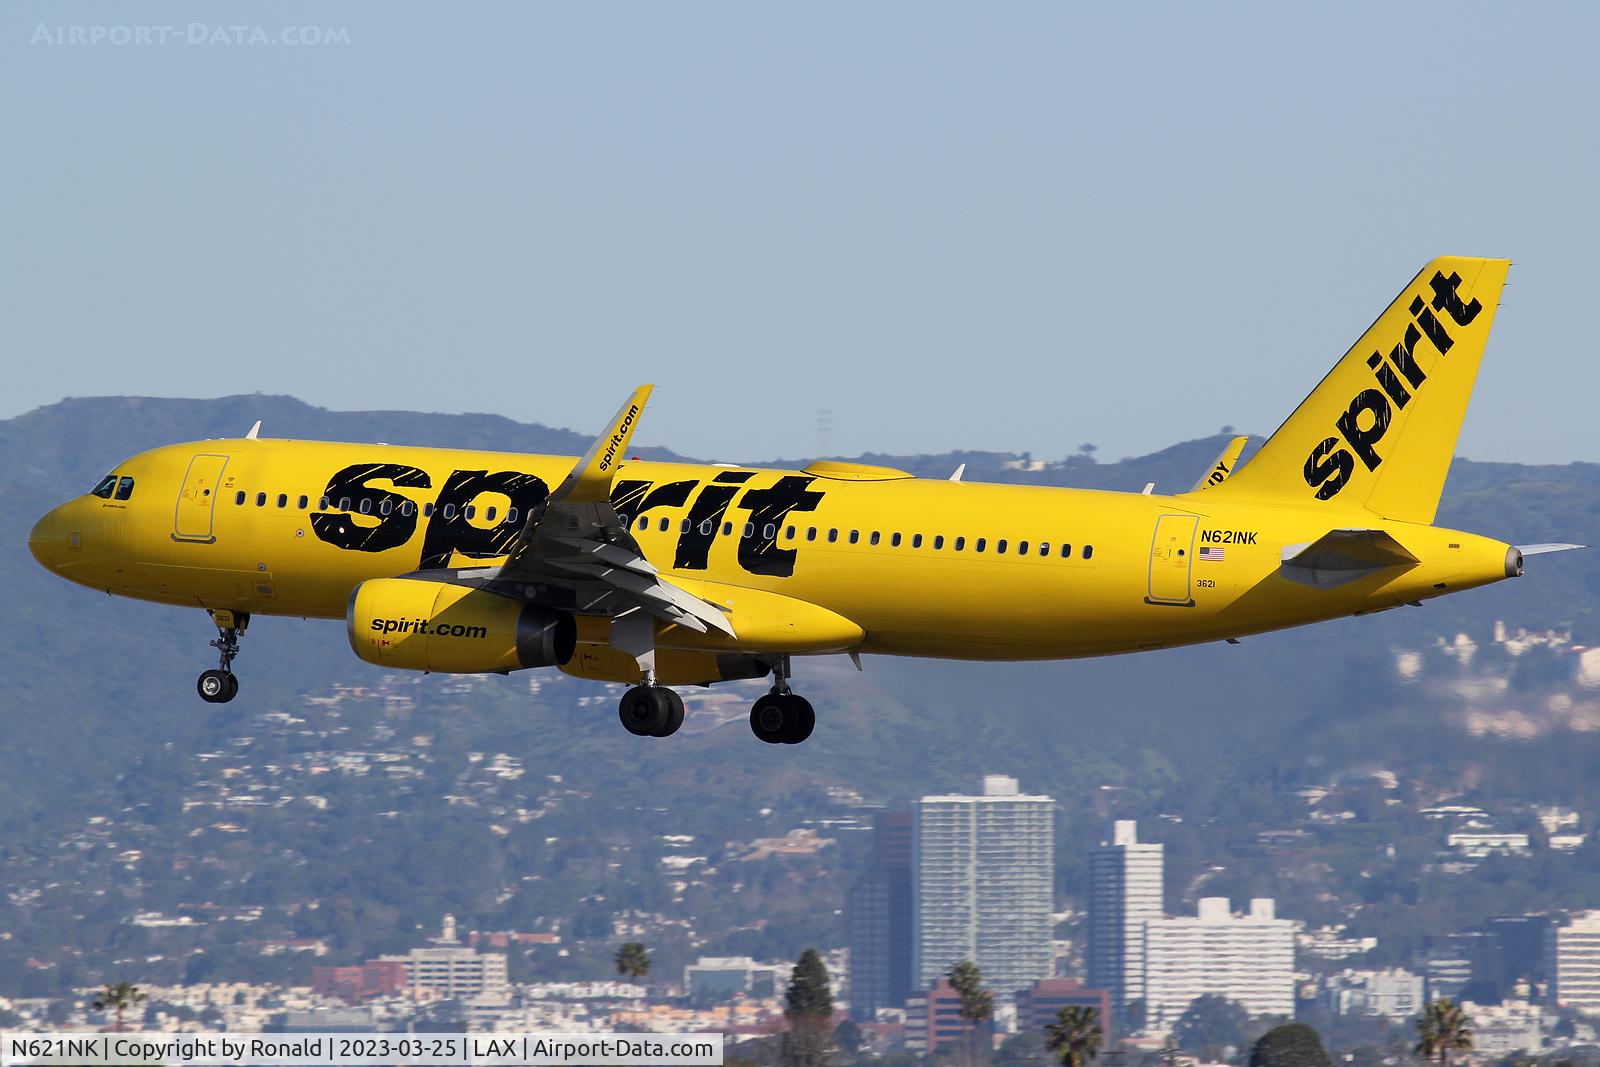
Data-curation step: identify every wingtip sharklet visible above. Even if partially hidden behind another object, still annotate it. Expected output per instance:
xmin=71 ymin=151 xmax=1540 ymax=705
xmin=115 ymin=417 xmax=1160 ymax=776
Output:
xmin=555 ymin=384 xmax=654 ymax=503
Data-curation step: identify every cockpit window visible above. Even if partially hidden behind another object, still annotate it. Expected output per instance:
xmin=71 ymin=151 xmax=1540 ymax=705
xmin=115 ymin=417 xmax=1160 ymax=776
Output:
xmin=90 ymin=475 xmax=117 ymax=499
xmin=115 ymin=477 xmax=135 ymax=501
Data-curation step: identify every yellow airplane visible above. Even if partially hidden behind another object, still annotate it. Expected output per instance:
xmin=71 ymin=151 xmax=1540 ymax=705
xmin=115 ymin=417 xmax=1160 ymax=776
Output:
xmin=27 ymin=257 xmax=1578 ymax=744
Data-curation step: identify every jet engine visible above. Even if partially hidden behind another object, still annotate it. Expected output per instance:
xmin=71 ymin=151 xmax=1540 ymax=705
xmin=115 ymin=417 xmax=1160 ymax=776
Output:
xmin=347 ymin=577 xmax=575 ymax=674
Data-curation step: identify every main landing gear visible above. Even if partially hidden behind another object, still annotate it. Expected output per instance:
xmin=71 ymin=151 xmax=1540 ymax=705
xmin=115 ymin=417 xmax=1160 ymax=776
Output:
xmin=617 ymin=679 xmax=686 ymax=738
xmin=749 ymin=656 xmax=814 ymax=745
xmin=197 ymin=609 xmax=247 ymax=704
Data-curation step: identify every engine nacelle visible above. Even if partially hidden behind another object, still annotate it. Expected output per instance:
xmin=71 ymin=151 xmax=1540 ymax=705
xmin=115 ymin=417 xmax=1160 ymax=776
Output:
xmin=347 ymin=578 xmax=575 ymax=674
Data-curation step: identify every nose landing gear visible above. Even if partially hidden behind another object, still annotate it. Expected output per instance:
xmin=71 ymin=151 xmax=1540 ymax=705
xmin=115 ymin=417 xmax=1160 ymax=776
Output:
xmin=198 ymin=609 xmax=247 ymax=704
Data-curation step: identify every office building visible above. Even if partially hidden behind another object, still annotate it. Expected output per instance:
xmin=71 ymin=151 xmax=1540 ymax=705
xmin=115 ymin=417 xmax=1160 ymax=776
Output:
xmin=1143 ymin=897 xmax=1294 ymax=1028
xmin=683 ymin=956 xmax=782 ymax=1002
xmin=846 ymin=811 xmax=915 ymax=1020
xmin=1324 ymin=968 xmax=1425 ymax=1021
xmin=1088 ymin=820 xmax=1164 ymax=1016
xmin=905 ymin=977 xmax=994 ymax=1055
xmin=1425 ymin=931 xmax=1505 ymax=1004
xmin=1016 ymin=978 xmax=1112 ymax=1042
xmin=1548 ymin=911 xmax=1600 ymax=1015
xmin=914 ymin=776 xmax=1055 ymax=999
xmin=375 ymin=914 xmax=509 ymax=1000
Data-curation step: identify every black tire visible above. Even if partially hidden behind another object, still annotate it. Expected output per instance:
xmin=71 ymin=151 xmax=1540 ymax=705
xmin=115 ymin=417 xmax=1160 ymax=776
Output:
xmin=618 ymin=685 xmax=669 ymax=736
xmin=654 ymin=689 xmax=685 ymax=737
xmin=781 ymin=695 xmax=815 ymax=744
xmin=749 ymin=693 xmax=788 ymax=744
xmin=197 ymin=670 xmax=235 ymax=704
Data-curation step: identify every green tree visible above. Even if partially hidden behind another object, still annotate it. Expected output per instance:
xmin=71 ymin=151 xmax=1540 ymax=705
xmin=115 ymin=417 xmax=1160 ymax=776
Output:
xmin=1045 ymin=1005 xmax=1103 ymax=1067
xmin=613 ymin=940 xmax=650 ymax=981
xmin=948 ymin=960 xmax=995 ymax=1067
xmin=1248 ymin=1023 xmax=1333 ymax=1067
xmin=1171 ymin=995 xmax=1249 ymax=1058
xmin=1415 ymin=999 xmax=1473 ymax=1066
xmin=783 ymin=948 xmax=835 ymax=1067
xmin=93 ymin=982 xmax=146 ymax=1032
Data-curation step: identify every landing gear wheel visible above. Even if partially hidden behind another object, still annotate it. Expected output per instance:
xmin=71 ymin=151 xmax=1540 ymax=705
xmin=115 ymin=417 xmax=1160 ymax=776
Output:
xmin=198 ymin=670 xmax=237 ymax=704
xmin=618 ymin=685 xmax=671 ymax=737
xmin=653 ymin=688 xmax=685 ymax=738
xmin=781 ymin=695 xmax=815 ymax=744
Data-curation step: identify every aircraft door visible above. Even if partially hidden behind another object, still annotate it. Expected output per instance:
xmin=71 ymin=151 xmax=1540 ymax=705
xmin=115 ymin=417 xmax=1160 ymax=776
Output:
xmin=1147 ymin=514 xmax=1198 ymax=606
xmin=173 ymin=454 xmax=229 ymax=543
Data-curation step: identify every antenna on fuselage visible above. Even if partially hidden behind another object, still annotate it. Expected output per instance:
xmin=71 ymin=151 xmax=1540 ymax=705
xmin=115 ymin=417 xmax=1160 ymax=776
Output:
xmin=245 ymin=421 xmax=262 ymax=440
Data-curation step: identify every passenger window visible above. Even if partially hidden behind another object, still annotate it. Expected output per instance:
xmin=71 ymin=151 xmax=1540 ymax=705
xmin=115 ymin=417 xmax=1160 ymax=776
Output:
xmin=682 ymin=519 xmax=692 ymax=533
xmin=912 ymin=534 xmax=923 ymax=548
xmin=954 ymin=537 xmax=965 ymax=551
xmin=358 ymin=498 xmax=371 ymax=514
xmin=257 ymin=492 xmax=268 ymax=507
xmin=934 ymin=535 xmax=945 ymax=549
xmin=379 ymin=499 xmax=393 ymax=516
xmin=423 ymin=502 xmax=435 ymax=517
xmin=506 ymin=507 xmax=518 ymax=525
xmin=276 ymin=493 xmax=287 ymax=509
xmin=115 ymin=477 xmax=135 ymax=501
xmin=464 ymin=505 xmax=476 ymax=520
xmin=1061 ymin=544 xmax=1072 ymax=558
xmin=891 ymin=532 xmax=901 ymax=547
xmin=1017 ymin=540 xmax=1028 ymax=555
xmin=401 ymin=501 xmax=415 ymax=518
xmin=236 ymin=491 xmax=247 ymax=506
xmin=997 ymin=539 xmax=1008 ymax=554
xmin=1038 ymin=542 xmax=1049 ymax=557
xmin=976 ymin=537 xmax=987 ymax=553
xmin=297 ymin=495 xmax=309 ymax=510
xmin=638 ymin=517 xmax=649 ymax=531
xmin=764 ymin=523 xmax=776 ymax=540
xmin=442 ymin=503 xmax=456 ymax=520
xmin=722 ymin=521 xmax=733 ymax=536
xmin=486 ymin=506 xmax=497 ymax=522
xmin=807 ymin=527 xmax=818 ymax=542
xmin=660 ymin=517 xmax=671 ymax=532
xmin=1084 ymin=545 xmax=1094 ymax=560
xmin=828 ymin=529 xmax=839 ymax=543
xmin=90 ymin=475 xmax=117 ymax=499
xmin=849 ymin=530 xmax=860 ymax=545
xmin=700 ymin=520 xmax=713 ymax=536
xmin=319 ymin=496 xmax=330 ymax=510
xmin=785 ymin=525 xmax=795 ymax=540
xmin=871 ymin=531 xmax=882 ymax=546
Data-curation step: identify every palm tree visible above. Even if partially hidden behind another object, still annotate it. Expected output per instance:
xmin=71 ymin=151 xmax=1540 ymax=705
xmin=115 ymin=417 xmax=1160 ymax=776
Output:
xmin=1415 ymin=998 xmax=1473 ymax=1066
xmin=614 ymin=941 xmax=650 ymax=982
xmin=93 ymin=982 xmax=146 ymax=1032
xmin=947 ymin=960 xmax=994 ymax=1067
xmin=1046 ymin=1005 xmax=1103 ymax=1067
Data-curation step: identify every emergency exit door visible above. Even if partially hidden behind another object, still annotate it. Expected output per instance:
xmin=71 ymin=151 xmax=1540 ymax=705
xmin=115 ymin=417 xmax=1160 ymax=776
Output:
xmin=1147 ymin=514 xmax=1199 ymax=605
xmin=173 ymin=454 xmax=229 ymax=542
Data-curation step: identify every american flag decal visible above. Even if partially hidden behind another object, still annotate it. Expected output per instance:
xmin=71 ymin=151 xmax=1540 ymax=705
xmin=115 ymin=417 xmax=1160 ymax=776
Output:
xmin=1198 ymin=546 xmax=1225 ymax=561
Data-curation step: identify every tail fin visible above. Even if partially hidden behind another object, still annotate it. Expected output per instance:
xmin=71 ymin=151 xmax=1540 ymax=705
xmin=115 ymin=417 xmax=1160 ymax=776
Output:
xmin=1201 ymin=256 xmax=1509 ymax=524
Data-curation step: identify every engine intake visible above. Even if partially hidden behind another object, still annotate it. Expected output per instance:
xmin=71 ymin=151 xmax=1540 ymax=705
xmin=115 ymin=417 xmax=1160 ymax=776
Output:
xmin=348 ymin=577 xmax=575 ymax=674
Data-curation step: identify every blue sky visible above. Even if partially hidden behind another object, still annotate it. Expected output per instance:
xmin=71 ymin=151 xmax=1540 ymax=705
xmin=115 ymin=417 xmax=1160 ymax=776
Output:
xmin=3 ymin=3 xmax=1596 ymax=463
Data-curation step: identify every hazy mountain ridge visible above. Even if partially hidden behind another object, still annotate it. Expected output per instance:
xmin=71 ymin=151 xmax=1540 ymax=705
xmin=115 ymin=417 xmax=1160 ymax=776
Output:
xmin=3 ymin=396 xmax=1600 ymax=993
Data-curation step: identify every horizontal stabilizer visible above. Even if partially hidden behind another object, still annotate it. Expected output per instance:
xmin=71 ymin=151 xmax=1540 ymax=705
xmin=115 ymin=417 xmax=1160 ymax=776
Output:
xmin=1280 ymin=529 xmax=1419 ymax=589
xmin=1518 ymin=543 xmax=1585 ymax=556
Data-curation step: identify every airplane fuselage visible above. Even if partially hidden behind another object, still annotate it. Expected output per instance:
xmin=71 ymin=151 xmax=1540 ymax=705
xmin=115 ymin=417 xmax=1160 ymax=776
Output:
xmin=29 ymin=437 xmax=1517 ymax=662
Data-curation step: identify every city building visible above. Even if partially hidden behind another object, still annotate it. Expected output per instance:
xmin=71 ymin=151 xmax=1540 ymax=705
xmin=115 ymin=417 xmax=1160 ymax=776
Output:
xmin=1323 ymin=968 xmax=1425 ymax=1021
xmin=1143 ymin=897 xmax=1295 ymax=1028
xmin=1425 ymin=931 xmax=1505 ymax=1004
xmin=683 ymin=957 xmax=782 ymax=1003
xmin=1016 ymin=978 xmax=1112 ymax=1042
xmin=905 ymin=977 xmax=994 ymax=1055
xmin=1447 ymin=832 xmax=1531 ymax=858
xmin=374 ymin=914 xmax=509 ymax=1001
xmin=1088 ymin=820 xmax=1164 ymax=1017
xmin=846 ymin=811 xmax=915 ymax=1020
xmin=1548 ymin=911 xmax=1600 ymax=1015
xmin=913 ymin=775 xmax=1055 ymax=999
xmin=311 ymin=961 xmax=407 ymax=1003
xmin=1489 ymin=915 xmax=1552 ymax=987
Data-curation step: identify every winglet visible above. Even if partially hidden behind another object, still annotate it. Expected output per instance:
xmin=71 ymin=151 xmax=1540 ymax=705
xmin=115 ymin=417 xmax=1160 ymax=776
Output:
xmin=245 ymin=420 xmax=262 ymax=440
xmin=949 ymin=463 xmax=966 ymax=483
xmin=554 ymin=385 xmax=654 ymax=503
xmin=1190 ymin=435 xmax=1249 ymax=491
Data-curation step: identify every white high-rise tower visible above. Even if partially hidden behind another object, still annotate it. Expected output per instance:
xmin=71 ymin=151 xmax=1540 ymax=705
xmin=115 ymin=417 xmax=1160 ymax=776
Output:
xmin=913 ymin=775 xmax=1056 ymax=999
xmin=1088 ymin=820 xmax=1164 ymax=1016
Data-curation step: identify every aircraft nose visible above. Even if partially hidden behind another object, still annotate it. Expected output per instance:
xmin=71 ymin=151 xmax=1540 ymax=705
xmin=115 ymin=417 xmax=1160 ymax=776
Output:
xmin=28 ymin=505 xmax=67 ymax=570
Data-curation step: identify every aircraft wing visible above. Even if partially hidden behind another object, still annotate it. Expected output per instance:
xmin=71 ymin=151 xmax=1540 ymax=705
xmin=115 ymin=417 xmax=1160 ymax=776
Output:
xmin=487 ymin=386 xmax=735 ymax=637
xmin=1279 ymin=529 xmax=1419 ymax=588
